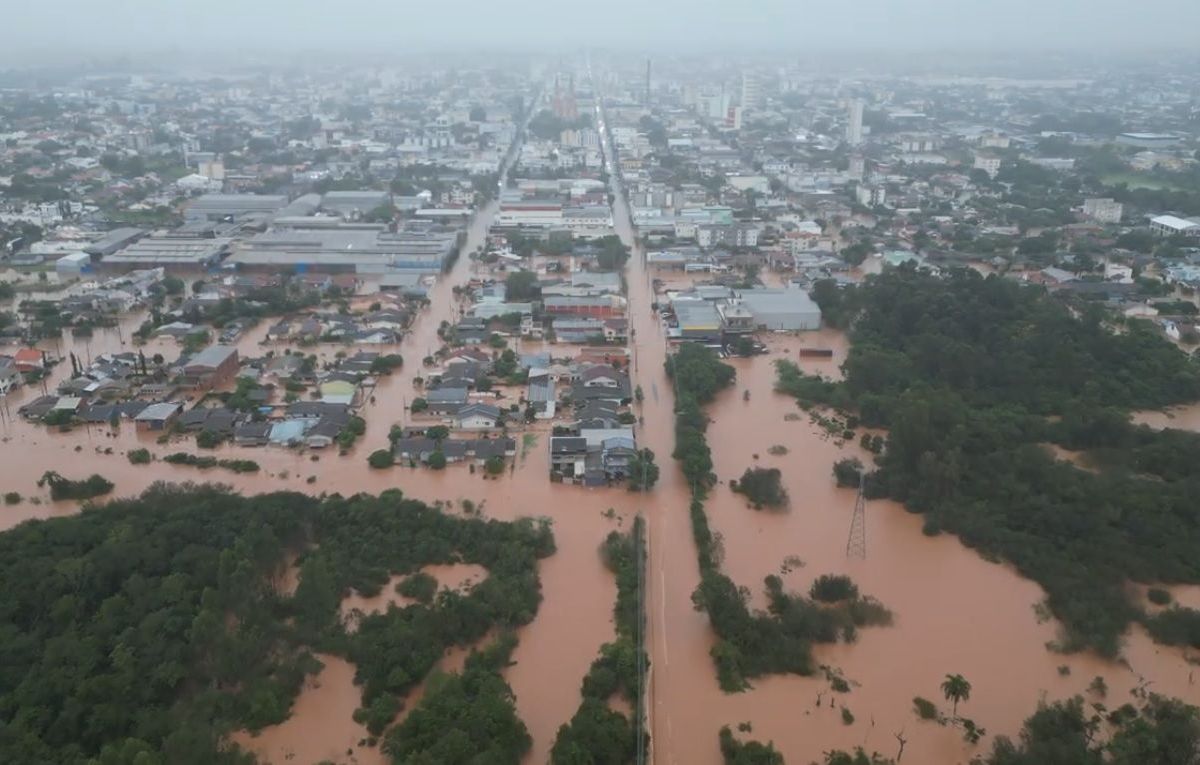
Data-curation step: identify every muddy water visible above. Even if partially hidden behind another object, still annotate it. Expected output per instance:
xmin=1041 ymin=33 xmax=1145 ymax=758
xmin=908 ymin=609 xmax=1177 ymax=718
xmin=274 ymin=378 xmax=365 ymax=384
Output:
xmin=339 ymin=563 xmax=489 ymax=630
xmin=601 ymin=153 xmax=1200 ymax=765
xmin=231 ymin=654 xmax=384 ymax=765
xmin=1133 ymin=402 xmax=1200 ymax=432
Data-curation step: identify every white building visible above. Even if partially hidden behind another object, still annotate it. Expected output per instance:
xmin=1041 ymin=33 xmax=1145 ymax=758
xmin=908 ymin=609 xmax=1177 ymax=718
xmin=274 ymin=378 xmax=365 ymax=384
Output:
xmin=973 ymin=153 xmax=1002 ymax=179
xmin=1082 ymin=198 xmax=1123 ymax=224
xmin=740 ymin=74 xmax=762 ymax=113
xmin=856 ymin=183 xmax=886 ymax=207
xmin=1150 ymin=215 xmax=1200 ymax=238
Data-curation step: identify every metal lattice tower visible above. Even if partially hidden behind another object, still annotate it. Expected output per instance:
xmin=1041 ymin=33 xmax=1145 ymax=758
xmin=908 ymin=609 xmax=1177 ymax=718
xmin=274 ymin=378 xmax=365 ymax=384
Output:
xmin=846 ymin=475 xmax=867 ymax=559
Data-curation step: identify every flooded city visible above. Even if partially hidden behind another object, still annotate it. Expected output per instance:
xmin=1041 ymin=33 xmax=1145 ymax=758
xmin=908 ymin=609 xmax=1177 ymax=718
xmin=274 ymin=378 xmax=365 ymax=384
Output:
xmin=3 ymin=41 xmax=1200 ymax=765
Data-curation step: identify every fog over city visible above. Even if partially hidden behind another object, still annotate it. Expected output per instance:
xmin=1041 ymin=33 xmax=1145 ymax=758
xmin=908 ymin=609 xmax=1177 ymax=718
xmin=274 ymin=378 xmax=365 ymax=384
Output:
xmin=4 ymin=0 xmax=1200 ymax=59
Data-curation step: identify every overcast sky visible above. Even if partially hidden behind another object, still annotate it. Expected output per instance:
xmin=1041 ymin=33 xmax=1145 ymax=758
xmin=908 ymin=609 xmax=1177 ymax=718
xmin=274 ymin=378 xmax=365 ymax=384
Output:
xmin=4 ymin=0 xmax=1200 ymax=58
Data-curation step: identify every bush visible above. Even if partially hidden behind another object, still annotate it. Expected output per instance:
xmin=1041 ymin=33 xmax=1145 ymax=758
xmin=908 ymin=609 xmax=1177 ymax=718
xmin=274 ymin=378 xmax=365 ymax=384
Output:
xmin=196 ymin=430 xmax=223 ymax=449
xmin=718 ymin=726 xmax=783 ymax=765
xmin=3 ymin=492 xmax=22 ymax=505
xmin=810 ymin=574 xmax=860 ymax=603
xmin=1148 ymin=587 xmax=1172 ymax=606
xmin=37 ymin=472 xmax=113 ymax=501
xmin=833 ymin=458 xmax=864 ymax=488
xmin=410 ymin=398 xmax=428 ymax=413
xmin=913 ymin=696 xmax=938 ymax=720
xmin=841 ymin=707 xmax=855 ymax=725
xmin=397 ymin=572 xmax=438 ymax=604
xmin=367 ymin=450 xmax=395 ymax=469
xmin=127 ymin=448 xmax=151 ymax=465
xmin=427 ymin=450 xmax=447 ymax=470
xmin=731 ymin=467 xmax=787 ymax=508
xmin=484 ymin=456 xmax=506 ymax=475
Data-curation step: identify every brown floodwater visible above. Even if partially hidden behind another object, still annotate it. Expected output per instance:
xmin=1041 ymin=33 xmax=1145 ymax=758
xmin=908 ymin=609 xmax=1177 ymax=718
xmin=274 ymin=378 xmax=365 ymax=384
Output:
xmin=1132 ymin=402 xmax=1200 ymax=432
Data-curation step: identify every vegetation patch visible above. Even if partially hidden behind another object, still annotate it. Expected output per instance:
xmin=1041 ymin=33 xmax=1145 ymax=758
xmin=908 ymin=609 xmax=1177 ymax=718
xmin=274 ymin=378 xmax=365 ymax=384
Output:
xmin=718 ymin=725 xmax=783 ymax=765
xmin=730 ymin=467 xmax=788 ymax=509
xmin=0 ymin=484 xmax=554 ymax=762
xmin=36 ymin=471 xmax=113 ymax=501
xmin=163 ymin=453 xmax=260 ymax=473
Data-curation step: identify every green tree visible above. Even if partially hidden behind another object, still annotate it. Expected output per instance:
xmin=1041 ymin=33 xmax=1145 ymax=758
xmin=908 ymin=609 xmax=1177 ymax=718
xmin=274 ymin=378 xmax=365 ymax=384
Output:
xmin=941 ymin=674 xmax=972 ymax=719
xmin=367 ymin=449 xmax=394 ymax=469
xmin=505 ymin=270 xmax=540 ymax=301
xmin=628 ymin=449 xmax=660 ymax=491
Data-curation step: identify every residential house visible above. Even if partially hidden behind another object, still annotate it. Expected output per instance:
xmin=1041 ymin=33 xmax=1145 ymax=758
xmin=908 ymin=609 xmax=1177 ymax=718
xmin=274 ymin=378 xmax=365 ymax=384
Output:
xmin=182 ymin=345 xmax=239 ymax=390
xmin=134 ymin=401 xmax=183 ymax=431
xmin=454 ymin=403 xmax=502 ymax=430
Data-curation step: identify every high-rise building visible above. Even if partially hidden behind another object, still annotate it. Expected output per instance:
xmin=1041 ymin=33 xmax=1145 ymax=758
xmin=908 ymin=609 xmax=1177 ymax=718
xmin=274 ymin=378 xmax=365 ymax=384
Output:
xmin=741 ymin=73 xmax=761 ymax=113
xmin=846 ymin=99 xmax=864 ymax=145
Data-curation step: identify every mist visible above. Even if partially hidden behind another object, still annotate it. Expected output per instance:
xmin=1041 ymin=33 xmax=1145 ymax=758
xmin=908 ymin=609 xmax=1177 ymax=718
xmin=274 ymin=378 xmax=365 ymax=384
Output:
xmin=4 ymin=0 xmax=1200 ymax=61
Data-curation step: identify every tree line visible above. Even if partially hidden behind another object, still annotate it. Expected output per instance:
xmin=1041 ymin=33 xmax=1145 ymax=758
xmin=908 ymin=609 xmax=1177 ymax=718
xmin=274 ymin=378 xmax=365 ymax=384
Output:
xmin=666 ymin=344 xmax=893 ymax=692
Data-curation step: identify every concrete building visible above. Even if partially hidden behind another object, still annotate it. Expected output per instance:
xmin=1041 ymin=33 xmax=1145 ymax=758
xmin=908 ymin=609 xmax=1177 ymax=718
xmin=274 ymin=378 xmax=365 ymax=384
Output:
xmin=856 ymin=184 xmax=887 ymax=207
xmin=740 ymin=73 xmax=762 ymax=113
xmin=737 ymin=288 xmax=822 ymax=330
xmin=1150 ymin=215 xmax=1200 ymax=238
xmin=1116 ymin=133 xmax=1181 ymax=149
xmin=228 ymin=225 xmax=457 ymax=275
xmin=101 ymin=236 xmax=232 ymax=272
xmin=83 ymin=227 xmax=147 ymax=257
xmin=846 ymin=99 xmax=864 ymax=146
xmin=495 ymin=195 xmax=563 ymax=228
xmin=182 ymin=345 xmax=239 ymax=390
xmin=321 ymin=191 xmax=390 ymax=220
xmin=184 ymin=193 xmax=288 ymax=222
xmin=55 ymin=251 xmax=91 ymax=277
xmin=974 ymin=153 xmax=1002 ymax=179
xmin=674 ymin=300 xmax=723 ymax=341
xmin=1082 ymin=198 xmax=1123 ymax=224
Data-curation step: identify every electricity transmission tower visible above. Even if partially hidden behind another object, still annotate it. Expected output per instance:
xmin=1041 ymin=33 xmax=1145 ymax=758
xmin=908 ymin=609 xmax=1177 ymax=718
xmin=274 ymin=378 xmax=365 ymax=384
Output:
xmin=846 ymin=475 xmax=867 ymax=559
